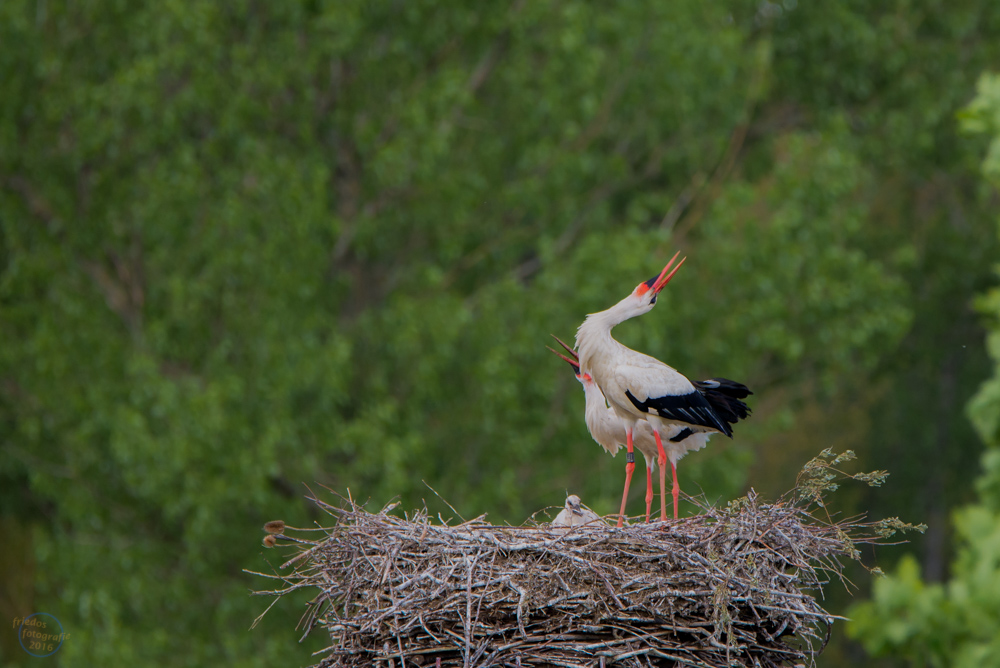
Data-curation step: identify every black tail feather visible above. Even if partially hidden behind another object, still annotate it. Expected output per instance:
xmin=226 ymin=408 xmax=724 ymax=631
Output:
xmin=694 ymin=378 xmax=752 ymax=425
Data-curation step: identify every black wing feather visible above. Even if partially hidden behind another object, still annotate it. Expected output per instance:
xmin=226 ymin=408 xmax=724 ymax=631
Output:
xmin=694 ymin=377 xmax=753 ymax=425
xmin=669 ymin=427 xmax=695 ymax=443
xmin=625 ymin=388 xmax=733 ymax=437
xmin=694 ymin=378 xmax=753 ymax=399
xmin=624 ymin=377 xmax=753 ymax=439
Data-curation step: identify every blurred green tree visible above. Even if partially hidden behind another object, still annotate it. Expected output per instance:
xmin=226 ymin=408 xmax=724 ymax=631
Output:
xmin=0 ymin=1 xmax=996 ymax=666
xmin=848 ymin=71 xmax=1000 ymax=668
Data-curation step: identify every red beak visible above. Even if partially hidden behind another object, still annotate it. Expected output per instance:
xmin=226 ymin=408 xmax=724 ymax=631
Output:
xmin=550 ymin=335 xmax=579 ymax=360
xmin=651 ymin=251 xmax=686 ymax=294
xmin=547 ymin=346 xmax=581 ymax=374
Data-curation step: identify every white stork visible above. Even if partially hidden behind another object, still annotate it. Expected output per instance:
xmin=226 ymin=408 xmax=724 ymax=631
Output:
xmin=575 ymin=252 xmax=752 ymax=525
xmin=548 ymin=336 xmax=708 ymax=523
xmin=551 ymin=494 xmax=604 ymax=528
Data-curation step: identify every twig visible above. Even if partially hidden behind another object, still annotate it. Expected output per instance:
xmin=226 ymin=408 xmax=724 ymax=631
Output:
xmin=249 ymin=474 xmax=918 ymax=668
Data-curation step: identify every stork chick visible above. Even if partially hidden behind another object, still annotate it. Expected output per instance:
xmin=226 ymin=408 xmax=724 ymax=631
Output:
xmin=551 ymin=494 xmax=604 ymax=528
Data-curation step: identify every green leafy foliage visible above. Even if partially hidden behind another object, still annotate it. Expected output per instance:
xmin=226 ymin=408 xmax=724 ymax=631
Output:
xmin=959 ymin=73 xmax=1000 ymax=182
xmin=963 ymin=74 xmax=1000 ymax=514
xmin=850 ymin=507 xmax=1000 ymax=668
xmin=0 ymin=1 xmax=998 ymax=666
xmin=848 ymin=76 xmax=1000 ymax=667
xmin=795 ymin=449 xmax=891 ymax=507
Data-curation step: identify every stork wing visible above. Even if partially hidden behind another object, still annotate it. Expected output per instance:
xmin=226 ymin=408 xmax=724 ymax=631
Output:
xmin=610 ymin=360 xmax=733 ymax=437
xmin=693 ymin=378 xmax=753 ymax=399
xmin=624 ymin=387 xmax=733 ymax=437
xmin=693 ymin=378 xmax=753 ymax=424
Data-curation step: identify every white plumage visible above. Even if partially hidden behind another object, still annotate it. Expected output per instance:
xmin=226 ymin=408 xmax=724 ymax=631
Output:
xmin=549 ymin=336 xmax=709 ymax=523
xmin=551 ymin=494 xmax=604 ymax=529
xmin=574 ymin=252 xmax=751 ymax=524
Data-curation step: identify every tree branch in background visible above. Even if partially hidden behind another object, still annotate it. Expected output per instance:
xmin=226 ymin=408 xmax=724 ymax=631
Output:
xmin=671 ymin=40 xmax=771 ymax=244
xmin=79 ymin=237 xmax=145 ymax=338
xmin=2 ymin=174 xmax=59 ymax=232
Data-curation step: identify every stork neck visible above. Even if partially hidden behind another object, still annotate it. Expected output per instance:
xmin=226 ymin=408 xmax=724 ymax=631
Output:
xmin=581 ymin=381 xmax=607 ymax=418
xmin=592 ymin=295 xmax=640 ymax=330
xmin=575 ymin=302 xmax=632 ymax=370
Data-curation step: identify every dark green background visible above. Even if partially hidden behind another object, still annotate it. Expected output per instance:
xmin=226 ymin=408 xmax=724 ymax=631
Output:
xmin=3 ymin=1 xmax=1000 ymax=665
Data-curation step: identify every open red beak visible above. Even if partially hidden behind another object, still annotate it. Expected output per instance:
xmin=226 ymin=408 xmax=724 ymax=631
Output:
xmin=651 ymin=251 xmax=686 ymax=294
xmin=547 ymin=335 xmax=581 ymax=373
xmin=550 ymin=335 xmax=579 ymax=360
xmin=547 ymin=346 xmax=576 ymax=365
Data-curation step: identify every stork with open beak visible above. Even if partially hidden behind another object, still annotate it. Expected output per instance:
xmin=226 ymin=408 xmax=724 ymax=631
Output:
xmin=548 ymin=336 xmax=707 ymax=523
xmin=575 ymin=252 xmax=752 ymax=525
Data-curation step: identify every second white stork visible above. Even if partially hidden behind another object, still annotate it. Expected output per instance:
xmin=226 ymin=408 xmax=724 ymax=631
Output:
xmin=575 ymin=252 xmax=752 ymax=525
xmin=548 ymin=335 xmax=706 ymax=523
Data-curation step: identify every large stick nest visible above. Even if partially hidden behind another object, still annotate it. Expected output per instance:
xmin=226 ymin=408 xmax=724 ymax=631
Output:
xmin=251 ymin=454 xmax=916 ymax=668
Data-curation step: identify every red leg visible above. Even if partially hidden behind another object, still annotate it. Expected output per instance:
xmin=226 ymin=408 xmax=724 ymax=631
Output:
xmin=644 ymin=464 xmax=654 ymax=523
xmin=671 ymin=461 xmax=680 ymax=520
xmin=617 ymin=428 xmax=636 ymax=528
xmin=653 ymin=431 xmax=668 ymax=521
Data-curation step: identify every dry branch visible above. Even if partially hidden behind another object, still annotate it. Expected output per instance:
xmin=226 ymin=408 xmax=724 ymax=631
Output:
xmin=250 ymin=456 xmax=919 ymax=668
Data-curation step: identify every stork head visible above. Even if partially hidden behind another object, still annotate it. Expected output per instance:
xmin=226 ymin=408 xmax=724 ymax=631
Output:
xmin=548 ymin=336 xmax=594 ymax=385
xmin=566 ymin=494 xmax=583 ymax=516
xmin=629 ymin=251 xmax=687 ymax=313
xmin=626 ymin=251 xmax=686 ymax=315
xmin=576 ymin=251 xmax=688 ymax=348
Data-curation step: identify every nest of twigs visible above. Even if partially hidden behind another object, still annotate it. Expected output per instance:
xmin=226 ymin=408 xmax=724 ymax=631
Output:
xmin=250 ymin=450 xmax=922 ymax=668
